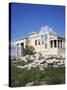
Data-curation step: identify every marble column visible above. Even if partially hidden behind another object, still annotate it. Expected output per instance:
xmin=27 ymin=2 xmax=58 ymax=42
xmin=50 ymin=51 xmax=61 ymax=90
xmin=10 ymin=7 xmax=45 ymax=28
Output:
xmin=62 ymin=41 xmax=64 ymax=48
xmin=58 ymin=40 xmax=59 ymax=48
xmin=16 ymin=43 xmax=21 ymax=58
xmin=59 ymin=40 xmax=61 ymax=48
xmin=52 ymin=40 xmax=54 ymax=48
xmin=16 ymin=44 xmax=18 ymax=57
xmin=16 ymin=44 xmax=19 ymax=58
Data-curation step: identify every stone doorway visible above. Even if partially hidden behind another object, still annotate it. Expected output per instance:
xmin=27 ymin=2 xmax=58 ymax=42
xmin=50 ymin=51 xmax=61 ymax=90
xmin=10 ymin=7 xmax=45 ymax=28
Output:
xmin=21 ymin=43 xmax=24 ymax=56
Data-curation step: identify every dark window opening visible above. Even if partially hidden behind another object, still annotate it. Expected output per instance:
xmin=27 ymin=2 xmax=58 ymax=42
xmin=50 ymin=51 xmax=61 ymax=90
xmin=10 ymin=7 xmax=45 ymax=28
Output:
xmin=38 ymin=39 xmax=40 ymax=45
xmin=21 ymin=43 xmax=24 ymax=56
xmin=61 ymin=40 xmax=62 ymax=48
xmin=54 ymin=40 xmax=57 ymax=48
xmin=35 ymin=40 xmax=37 ymax=46
xmin=45 ymin=43 xmax=47 ymax=48
xmin=21 ymin=43 xmax=24 ymax=47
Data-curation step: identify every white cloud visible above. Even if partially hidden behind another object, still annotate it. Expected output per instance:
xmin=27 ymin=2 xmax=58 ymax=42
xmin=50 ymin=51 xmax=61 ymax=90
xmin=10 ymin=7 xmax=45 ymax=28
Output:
xmin=39 ymin=25 xmax=57 ymax=35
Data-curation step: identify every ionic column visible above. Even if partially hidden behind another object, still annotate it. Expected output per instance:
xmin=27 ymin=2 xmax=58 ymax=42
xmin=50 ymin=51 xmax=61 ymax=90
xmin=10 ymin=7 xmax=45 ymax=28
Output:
xmin=16 ymin=44 xmax=18 ymax=57
xmin=60 ymin=40 xmax=61 ymax=48
xmin=16 ymin=43 xmax=20 ymax=58
xmin=17 ymin=43 xmax=21 ymax=58
xmin=53 ymin=40 xmax=54 ymax=48
xmin=58 ymin=40 xmax=59 ymax=48
xmin=59 ymin=40 xmax=61 ymax=48
xmin=62 ymin=41 xmax=64 ymax=48
xmin=15 ymin=45 xmax=17 ymax=60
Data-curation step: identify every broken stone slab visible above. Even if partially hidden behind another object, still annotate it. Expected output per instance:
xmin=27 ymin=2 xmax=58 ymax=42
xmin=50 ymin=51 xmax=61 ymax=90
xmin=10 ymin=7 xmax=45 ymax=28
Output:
xmin=43 ymin=63 xmax=48 ymax=67
xmin=26 ymin=82 xmax=34 ymax=86
xmin=57 ymin=62 xmax=63 ymax=66
xmin=54 ymin=59 xmax=60 ymax=63
xmin=60 ymin=60 xmax=64 ymax=63
xmin=53 ymin=65 xmax=58 ymax=67
xmin=29 ymin=55 xmax=35 ymax=61
xmin=46 ymin=59 xmax=54 ymax=64
xmin=17 ymin=66 xmax=25 ymax=69
xmin=39 ymin=66 xmax=44 ymax=71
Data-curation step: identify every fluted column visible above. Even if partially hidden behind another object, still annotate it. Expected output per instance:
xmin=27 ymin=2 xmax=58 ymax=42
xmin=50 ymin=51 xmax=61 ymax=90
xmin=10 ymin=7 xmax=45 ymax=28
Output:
xmin=62 ymin=41 xmax=64 ymax=48
xmin=16 ymin=43 xmax=21 ymax=58
xmin=15 ymin=45 xmax=17 ymax=57
xmin=16 ymin=44 xmax=18 ymax=57
xmin=58 ymin=40 xmax=59 ymax=48
xmin=52 ymin=40 xmax=54 ymax=48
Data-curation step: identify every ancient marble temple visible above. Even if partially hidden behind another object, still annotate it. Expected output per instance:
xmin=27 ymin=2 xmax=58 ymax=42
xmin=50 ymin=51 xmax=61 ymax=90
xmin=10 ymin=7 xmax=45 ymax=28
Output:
xmin=15 ymin=26 xmax=65 ymax=59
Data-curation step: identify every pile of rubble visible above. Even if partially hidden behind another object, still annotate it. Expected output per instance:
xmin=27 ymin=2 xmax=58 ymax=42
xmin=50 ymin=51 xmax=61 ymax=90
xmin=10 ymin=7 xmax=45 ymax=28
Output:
xmin=17 ymin=54 xmax=65 ymax=70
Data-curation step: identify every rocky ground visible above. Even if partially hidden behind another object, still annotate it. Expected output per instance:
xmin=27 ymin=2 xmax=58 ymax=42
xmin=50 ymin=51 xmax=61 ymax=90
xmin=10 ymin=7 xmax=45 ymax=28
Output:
xmin=11 ymin=54 xmax=65 ymax=87
xmin=13 ymin=54 xmax=65 ymax=70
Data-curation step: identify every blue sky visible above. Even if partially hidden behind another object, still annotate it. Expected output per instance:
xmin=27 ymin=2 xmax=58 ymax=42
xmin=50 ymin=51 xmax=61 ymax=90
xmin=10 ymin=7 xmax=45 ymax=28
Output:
xmin=11 ymin=3 xmax=65 ymax=41
xmin=10 ymin=3 xmax=65 ymax=56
